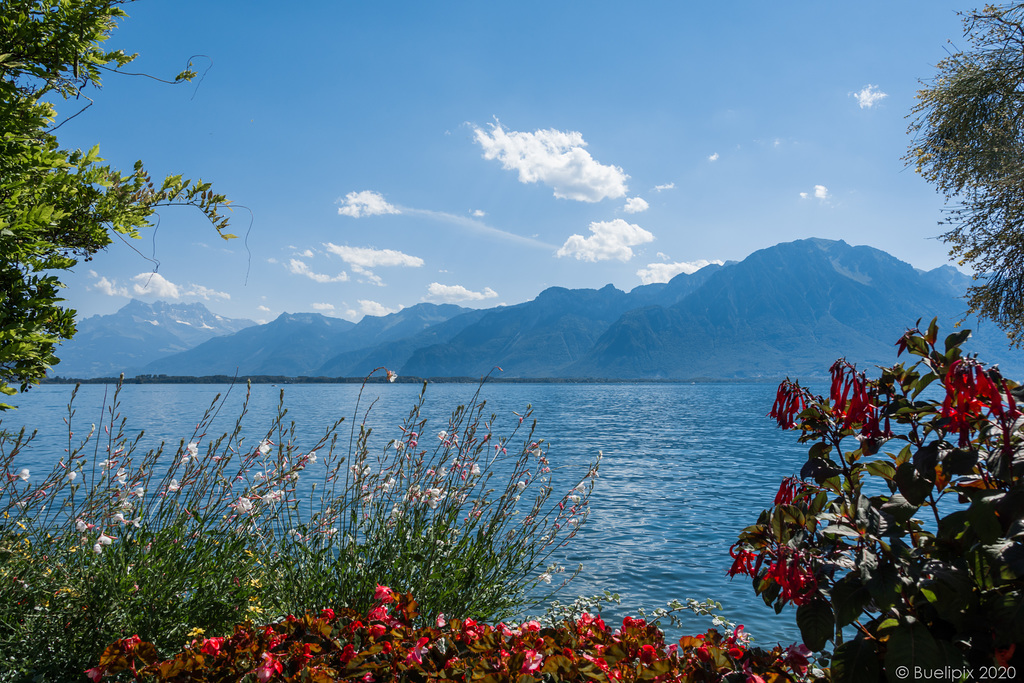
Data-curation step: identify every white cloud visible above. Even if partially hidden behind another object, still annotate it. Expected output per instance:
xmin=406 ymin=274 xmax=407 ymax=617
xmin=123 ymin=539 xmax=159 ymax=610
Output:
xmin=799 ymin=185 xmax=831 ymax=201
xmin=359 ymin=300 xmax=402 ymax=317
xmin=556 ymin=219 xmax=654 ymax=262
xmin=287 ymin=258 xmax=349 ymax=283
xmin=351 ymin=264 xmax=384 ymax=287
xmin=323 ymin=244 xmax=424 ymax=268
xmin=296 ymin=248 xmax=314 ymax=258
xmin=852 ymin=84 xmax=887 ymax=108
xmin=312 ymin=302 xmax=335 ymax=311
xmin=624 ymin=196 xmax=649 ymax=214
xmin=653 ymin=183 xmax=675 ymax=192
xmin=127 ymin=273 xmax=230 ymax=300
xmin=92 ymin=276 xmax=128 ymax=297
xmin=472 ymin=121 xmax=629 ymax=202
xmin=708 ymin=152 xmax=719 ymax=162
xmin=636 ymin=259 xmax=725 ymax=284
xmin=257 ymin=305 xmax=271 ymax=312
xmin=426 ymin=283 xmax=499 ymax=303
xmin=472 ymin=209 xmax=486 ymax=217
xmin=337 ymin=190 xmax=402 ymax=218
xmin=131 ymin=273 xmax=180 ymax=299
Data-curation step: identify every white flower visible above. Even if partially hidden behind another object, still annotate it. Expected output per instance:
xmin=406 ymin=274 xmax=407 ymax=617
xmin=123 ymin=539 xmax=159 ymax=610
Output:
xmin=93 ymin=543 xmax=103 ymax=554
xmin=538 ymin=572 xmax=552 ymax=584
xmin=516 ymin=480 xmax=527 ymax=492
xmin=112 ymin=513 xmax=126 ymax=524
xmin=168 ymin=479 xmax=181 ymax=492
xmin=187 ymin=442 xmax=199 ymax=458
xmin=253 ymin=472 xmax=267 ymax=482
xmin=381 ymin=477 xmax=396 ymax=493
xmin=98 ymin=533 xmax=113 ymax=546
xmin=16 ymin=468 xmax=29 ymax=482
xmin=386 ymin=370 xmax=397 ymax=383
xmin=470 ymin=463 xmax=481 ymax=476
xmin=67 ymin=471 xmax=77 ymax=482
xmin=235 ymin=497 xmax=254 ymax=514
xmin=76 ymin=519 xmax=88 ymax=533
xmin=569 ymin=494 xmax=581 ymax=504
xmin=258 ymin=439 xmax=272 ymax=456
xmin=98 ymin=459 xmax=113 ymax=470
xmin=438 ymin=430 xmax=448 ymax=441
xmin=307 ymin=451 xmax=317 ymax=464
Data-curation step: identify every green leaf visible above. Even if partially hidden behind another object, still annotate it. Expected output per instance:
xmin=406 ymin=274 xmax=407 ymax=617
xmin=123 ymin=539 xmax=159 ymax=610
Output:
xmin=795 ymin=597 xmax=834 ymax=652
xmin=830 ymin=573 xmax=872 ymax=628
xmin=831 ymin=636 xmax=882 ymax=683
xmin=884 ymin=620 xmax=962 ymax=683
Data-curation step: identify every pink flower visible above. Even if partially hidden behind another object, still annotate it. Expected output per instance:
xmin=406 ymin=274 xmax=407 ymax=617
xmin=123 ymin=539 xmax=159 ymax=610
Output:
xmin=374 ymin=584 xmax=395 ymax=603
xmin=201 ymin=637 xmax=225 ymax=656
xmin=406 ymin=636 xmax=430 ymax=665
xmin=85 ymin=666 xmax=105 ymax=682
xmin=522 ymin=649 xmax=544 ymax=673
xmin=256 ymin=652 xmax=283 ymax=682
xmin=436 ymin=613 xmax=446 ymax=628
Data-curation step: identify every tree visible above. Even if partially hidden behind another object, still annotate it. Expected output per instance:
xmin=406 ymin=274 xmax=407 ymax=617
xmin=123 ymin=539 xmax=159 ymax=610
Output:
xmin=0 ymin=0 xmax=235 ymax=408
xmin=907 ymin=2 xmax=1024 ymax=346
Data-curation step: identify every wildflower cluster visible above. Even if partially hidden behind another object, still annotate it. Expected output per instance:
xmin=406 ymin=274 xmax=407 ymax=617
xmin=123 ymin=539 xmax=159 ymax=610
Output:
xmin=734 ymin=320 xmax=1024 ymax=680
xmin=0 ymin=372 xmax=599 ymax=681
xmin=90 ymin=586 xmax=816 ymax=683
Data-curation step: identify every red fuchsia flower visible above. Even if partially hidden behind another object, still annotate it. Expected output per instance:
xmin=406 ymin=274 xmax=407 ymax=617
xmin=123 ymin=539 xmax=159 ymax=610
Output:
xmin=769 ymin=380 xmax=808 ymax=429
xmin=406 ymin=637 xmax=430 ymax=665
xmin=828 ymin=360 xmax=880 ymax=434
xmin=767 ymin=547 xmax=818 ymax=606
xmin=727 ymin=545 xmax=761 ymax=578
xmin=201 ymin=637 xmax=225 ymax=656
xmin=942 ymin=359 xmax=1000 ymax=447
xmin=256 ymin=652 xmax=283 ymax=682
xmin=773 ymin=476 xmax=804 ymax=506
xmin=522 ymin=650 xmax=544 ymax=673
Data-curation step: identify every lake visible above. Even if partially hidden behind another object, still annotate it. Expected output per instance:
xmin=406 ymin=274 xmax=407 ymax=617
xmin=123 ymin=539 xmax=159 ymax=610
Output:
xmin=2 ymin=380 xmax=813 ymax=645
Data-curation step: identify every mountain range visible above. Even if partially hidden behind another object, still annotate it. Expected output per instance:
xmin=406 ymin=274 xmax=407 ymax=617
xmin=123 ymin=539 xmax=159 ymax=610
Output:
xmin=52 ymin=238 xmax=1024 ymax=381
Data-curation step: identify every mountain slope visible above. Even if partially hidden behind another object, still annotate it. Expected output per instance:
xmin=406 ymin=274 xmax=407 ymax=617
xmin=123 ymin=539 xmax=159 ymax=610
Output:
xmin=52 ymin=300 xmax=256 ymax=378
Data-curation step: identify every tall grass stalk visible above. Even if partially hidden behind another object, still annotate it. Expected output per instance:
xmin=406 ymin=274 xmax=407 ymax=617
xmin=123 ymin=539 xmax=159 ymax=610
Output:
xmin=0 ymin=373 xmax=598 ymax=682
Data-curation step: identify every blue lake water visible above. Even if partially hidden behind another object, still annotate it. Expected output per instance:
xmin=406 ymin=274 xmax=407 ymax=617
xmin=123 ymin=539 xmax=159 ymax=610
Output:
xmin=2 ymin=381 xmax=813 ymax=645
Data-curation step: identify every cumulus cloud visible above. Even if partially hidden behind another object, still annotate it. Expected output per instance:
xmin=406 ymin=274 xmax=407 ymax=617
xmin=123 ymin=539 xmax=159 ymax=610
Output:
xmin=359 ymin=300 xmax=402 ymax=317
xmin=257 ymin=305 xmax=271 ymax=312
xmin=556 ymin=219 xmax=654 ymax=262
xmin=636 ymin=259 xmax=725 ymax=285
xmin=800 ymin=185 xmax=830 ymax=201
xmin=287 ymin=258 xmax=349 ymax=283
xmin=472 ymin=121 xmax=628 ymax=202
xmin=852 ymin=84 xmax=887 ymax=108
xmin=426 ymin=283 xmax=499 ymax=303
xmin=653 ymin=183 xmax=675 ymax=192
xmin=708 ymin=152 xmax=719 ymax=162
xmin=624 ymin=196 xmax=649 ymax=214
xmin=124 ymin=273 xmax=230 ymax=300
xmin=323 ymin=244 xmax=424 ymax=268
xmin=92 ymin=275 xmax=128 ymax=297
xmin=337 ymin=190 xmax=402 ymax=218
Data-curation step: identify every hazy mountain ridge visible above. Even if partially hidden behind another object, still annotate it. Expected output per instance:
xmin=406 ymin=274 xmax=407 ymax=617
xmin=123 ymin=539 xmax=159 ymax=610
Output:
xmin=52 ymin=300 xmax=257 ymax=379
xmin=58 ymin=239 xmax=1024 ymax=381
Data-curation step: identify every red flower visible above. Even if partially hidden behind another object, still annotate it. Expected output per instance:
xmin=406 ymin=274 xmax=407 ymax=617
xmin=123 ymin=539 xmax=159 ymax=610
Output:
xmin=767 ymin=547 xmax=817 ymax=606
xmin=522 ymin=649 xmax=544 ymax=673
xmin=256 ymin=652 xmax=283 ymax=682
xmin=374 ymin=584 xmax=396 ymax=603
xmin=320 ymin=607 xmax=335 ymax=621
xmin=201 ymin=637 xmax=225 ymax=656
xmin=85 ymin=666 xmax=105 ymax=683
xmin=406 ymin=636 xmax=430 ymax=665
xmin=769 ymin=380 xmax=807 ymax=429
xmin=727 ymin=545 xmax=760 ymax=578
xmin=368 ymin=624 xmax=387 ymax=638
xmin=638 ymin=644 xmax=656 ymax=665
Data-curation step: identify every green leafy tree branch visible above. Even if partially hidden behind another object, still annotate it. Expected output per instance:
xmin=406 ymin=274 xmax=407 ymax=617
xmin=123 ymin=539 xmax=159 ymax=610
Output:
xmin=0 ymin=0 xmax=234 ymax=407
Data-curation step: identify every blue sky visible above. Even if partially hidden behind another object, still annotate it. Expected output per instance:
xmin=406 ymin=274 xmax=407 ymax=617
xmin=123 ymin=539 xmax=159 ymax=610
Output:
xmin=56 ymin=1 xmax=969 ymax=324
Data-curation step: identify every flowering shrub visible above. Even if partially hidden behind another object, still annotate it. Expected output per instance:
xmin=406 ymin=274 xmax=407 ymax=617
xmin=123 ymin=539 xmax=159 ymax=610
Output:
xmin=731 ymin=320 xmax=1024 ymax=680
xmin=0 ymin=372 xmax=598 ymax=681
xmin=90 ymin=586 xmax=816 ymax=683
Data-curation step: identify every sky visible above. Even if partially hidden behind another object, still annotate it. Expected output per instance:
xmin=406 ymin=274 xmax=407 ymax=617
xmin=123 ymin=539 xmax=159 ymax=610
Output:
xmin=54 ymin=0 xmax=972 ymax=324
